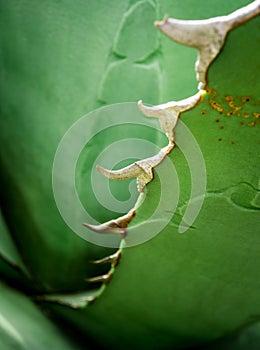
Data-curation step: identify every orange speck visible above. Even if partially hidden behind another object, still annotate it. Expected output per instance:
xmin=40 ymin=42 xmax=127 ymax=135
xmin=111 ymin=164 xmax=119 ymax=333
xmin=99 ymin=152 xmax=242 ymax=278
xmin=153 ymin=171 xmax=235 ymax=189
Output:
xmin=248 ymin=121 xmax=256 ymax=127
xmin=243 ymin=114 xmax=250 ymax=119
xmin=234 ymin=106 xmax=242 ymax=112
xmin=201 ymin=110 xmax=207 ymax=115
xmin=210 ymin=100 xmax=224 ymax=113
xmin=229 ymin=101 xmax=235 ymax=108
xmin=226 ymin=111 xmax=234 ymax=117
xmin=253 ymin=113 xmax=260 ymax=118
xmin=241 ymin=96 xmax=251 ymax=102
xmin=224 ymin=95 xmax=233 ymax=102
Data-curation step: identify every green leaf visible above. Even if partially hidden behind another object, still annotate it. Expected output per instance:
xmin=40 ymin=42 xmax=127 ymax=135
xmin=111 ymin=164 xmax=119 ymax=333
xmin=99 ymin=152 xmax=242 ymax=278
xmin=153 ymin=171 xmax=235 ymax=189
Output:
xmin=197 ymin=322 xmax=260 ymax=350
xmin=37 ymin=288 xmax=102 ymax=309
xmin=0 ymin=0 xmax=132 ymax=290
xmin=46 ymin=1 xmax=260 ymax=349
xmin=0 ymin=281 xmax=83 ymax=350
xmin=0 ymin=0 xmax=259 ymax=349
xmin=0 ymin=209 xmax=32 ymax=290
xmin=0 ymin=209 xmax=29 ymax=276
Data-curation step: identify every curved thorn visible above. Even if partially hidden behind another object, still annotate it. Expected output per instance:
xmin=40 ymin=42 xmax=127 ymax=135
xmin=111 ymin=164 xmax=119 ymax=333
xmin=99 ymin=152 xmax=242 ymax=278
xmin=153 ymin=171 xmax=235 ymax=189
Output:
xmin=155 ymin=1 xmax=260 ymax=87
xmin=90 ymin=249 xmax=121 ymax=266
xmin=85 ymin=270 xmax=113 ymax=284
xmin=84 ymin=221 xmax=125 ymax=236
xmin=97 ymin=142 xmax=174 ymax=192
xmin=83 ymin=222 xmax=127 ymax=238
xmin=35 ymin=292 xmax=97 ymax=308
xmin=83 ymin=209 xmax=135 ymax=238
xmin=156 ymin=17 xmax=228 ymax=87
xmin=138 ymin=92 xmax=201 ymax=142
xmin=96 ymin=163 xmax=141 ymax=180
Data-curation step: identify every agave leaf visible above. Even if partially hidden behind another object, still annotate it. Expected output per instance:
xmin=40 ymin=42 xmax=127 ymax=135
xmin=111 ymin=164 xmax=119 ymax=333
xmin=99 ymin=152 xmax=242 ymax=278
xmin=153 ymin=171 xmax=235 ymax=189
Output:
xmin=0 ymin=210 xmax=32 ymax=291
xmin=36 ymin=287 xmax=102 ymax=309
xmin=197 ymin=322 xmax=260 ymax=350
xmin=0 ymin=0 xmax=172 ymax=291
xmin=0 ymin=0 xmax=230 ymax=290
xmin=0 ymin=209 xmax=29 ymax=276
xmin=0 ymin=0 xmax=259 ymax=350
xmin=0 ymin=281 xmax=85 ymax=350
xmin=0 ymin=0 xmax=138 ymax=290
xmin=46 ymin=2 xmax=260 ymax=350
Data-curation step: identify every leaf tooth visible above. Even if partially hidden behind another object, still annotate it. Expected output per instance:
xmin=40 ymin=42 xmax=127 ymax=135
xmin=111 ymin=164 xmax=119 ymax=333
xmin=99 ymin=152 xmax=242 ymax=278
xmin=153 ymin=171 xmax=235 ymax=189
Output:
xmin=83 ymin=209 xmax=135 ymax=238
xmin=138 ymin=92 xmax=201 ymax=142
xmin=156 ymin=17 xmax=228 ymax=88
xmin=85 ymin=270 xmax=113 ymax=284
xmin=96 ymin=163 xmax=141 ymax=180
xmin=96 ymin=142 xmax=174 ymax=192
xmin=83 ymin=222 xmax=127 ymax=238
xmin=155 ymin=16 xmax=229 ymax=49
xmin=35 ymin=292 xmax=98 ymax=308
xmin=97 ymin=161 xmax=150 ymax=192
xmin=155 ymin=1 xmax=260 ymax=88
xmin=138 ymin=100 xmax=178 ymax=142
xmin=90 ymin=249 xmax=121 ymax=267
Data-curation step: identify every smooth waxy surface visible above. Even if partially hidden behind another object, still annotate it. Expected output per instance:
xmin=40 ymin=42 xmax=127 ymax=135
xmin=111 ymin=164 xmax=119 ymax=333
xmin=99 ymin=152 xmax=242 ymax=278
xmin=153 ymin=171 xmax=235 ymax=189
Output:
xmin=0 ymin=0 xmax=259 ymax=349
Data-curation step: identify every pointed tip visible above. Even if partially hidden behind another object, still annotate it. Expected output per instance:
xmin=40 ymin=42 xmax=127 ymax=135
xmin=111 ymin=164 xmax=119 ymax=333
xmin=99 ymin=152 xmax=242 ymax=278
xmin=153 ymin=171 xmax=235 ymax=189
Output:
xmin=96 ymin=162 xmax=140 ymax=180
xmin=137 ymin=99 xmax=145 ymax=114
xmin=137 ymin=99 xmax=145 ymax=111
xmin=90 ymin=250 xmax=121 ymax=266
xmin=138 ymin=100 xmax=159 ymax=118
xmin=85 ymin=271 xmax=112 ymax=284
xmin=82 ymin=222 xmax=96 ymax=231
xmin=96 ymin=164 xmax=104 ymax=173
xmin=96 ymin=164 xmax=117 ymax=179
xmin=83 ymin=220 xmax=128 ymax=238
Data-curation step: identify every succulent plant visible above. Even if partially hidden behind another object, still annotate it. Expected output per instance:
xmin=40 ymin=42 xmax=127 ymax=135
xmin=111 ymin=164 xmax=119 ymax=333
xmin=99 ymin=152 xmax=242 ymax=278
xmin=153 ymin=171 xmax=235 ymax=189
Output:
xmin=0 ymin=0 xmax=259 ymax=349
